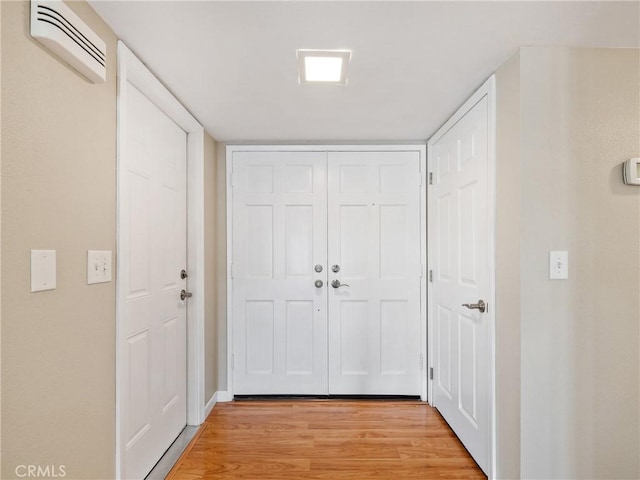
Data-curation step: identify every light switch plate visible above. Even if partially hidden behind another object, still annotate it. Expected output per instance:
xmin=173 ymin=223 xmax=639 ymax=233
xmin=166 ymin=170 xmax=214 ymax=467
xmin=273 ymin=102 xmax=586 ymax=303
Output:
xmin=31 ymin=250 xmax=56 ymax=292
xmin=549 ymin=250 xmax=569 ymax=280
xmin=87 ymin=250 xmax=112 ymax=284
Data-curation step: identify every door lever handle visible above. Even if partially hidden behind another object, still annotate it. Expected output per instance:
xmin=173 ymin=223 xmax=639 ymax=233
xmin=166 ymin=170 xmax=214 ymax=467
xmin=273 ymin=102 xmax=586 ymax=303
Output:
xmin=462 ymin=299 xmax=486 ymax=313
xmin=180 ymin=289 xmax=193 ymax=301
xmin=331 ymin=280 xmax=350 ymax=289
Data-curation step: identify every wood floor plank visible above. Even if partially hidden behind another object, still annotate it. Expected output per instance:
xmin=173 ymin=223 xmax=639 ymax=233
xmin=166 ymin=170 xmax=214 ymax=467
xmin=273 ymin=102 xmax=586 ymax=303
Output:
xmin=167 ymin=400 xmax=486 ymax=480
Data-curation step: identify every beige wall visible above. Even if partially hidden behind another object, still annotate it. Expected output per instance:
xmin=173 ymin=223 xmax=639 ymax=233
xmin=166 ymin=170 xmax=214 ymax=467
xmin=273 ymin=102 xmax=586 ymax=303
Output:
xmin=565 ymin=46 xmax=640 ymax=479
xmin=520 ymin=46 xmax=639 ymax=480
xmin=1 ymin=1 xmax=117 ymax=478
xmin=215 ymin=143 xmax=228 ymax=391
xmin=495 ymin=51 xmax=522 ymax=480
xmin=495 ymin=46 xmax=640 ymax=479
xmin=204 ymin=132 xmax=219 ymax=402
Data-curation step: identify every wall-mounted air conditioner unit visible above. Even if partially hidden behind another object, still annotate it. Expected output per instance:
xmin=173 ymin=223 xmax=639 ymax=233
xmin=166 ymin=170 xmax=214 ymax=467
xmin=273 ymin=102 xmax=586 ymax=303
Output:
xmin=30 ymin=0 xmax=106 ymax=83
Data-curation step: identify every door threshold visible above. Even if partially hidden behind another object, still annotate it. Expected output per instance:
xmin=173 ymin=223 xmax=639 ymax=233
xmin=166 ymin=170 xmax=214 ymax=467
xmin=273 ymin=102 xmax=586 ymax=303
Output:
xmin=234 ymin=395 xmax=421 ymax=401
xmin=144 ymin=425 xmax=199 ymax=480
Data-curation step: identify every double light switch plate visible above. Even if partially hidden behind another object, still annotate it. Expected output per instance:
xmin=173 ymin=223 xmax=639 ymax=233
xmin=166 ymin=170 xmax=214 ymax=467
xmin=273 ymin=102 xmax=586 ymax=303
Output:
xmin=87 ymin=250 xmax=112 ymax=284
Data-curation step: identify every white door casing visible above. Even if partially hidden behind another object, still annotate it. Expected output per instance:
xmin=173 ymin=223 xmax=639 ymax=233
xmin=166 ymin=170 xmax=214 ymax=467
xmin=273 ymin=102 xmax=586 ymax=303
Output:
xmin=227 ymin=146 xmax=427 ymax=399
xmin=327 ymin=152 xmax=422 ymax=395
xmin=428 ymin=76 xmax=496 ymax=476
xmin=117 ymin=42 xmax=206 ymax=480
xmin=232 ymin=151 xmax=329 ymax=394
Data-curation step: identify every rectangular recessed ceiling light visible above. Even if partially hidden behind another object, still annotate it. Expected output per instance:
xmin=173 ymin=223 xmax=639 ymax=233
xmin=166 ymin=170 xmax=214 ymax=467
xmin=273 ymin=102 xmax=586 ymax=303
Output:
xmin=297 ymin=49 xmax=351 ymax=85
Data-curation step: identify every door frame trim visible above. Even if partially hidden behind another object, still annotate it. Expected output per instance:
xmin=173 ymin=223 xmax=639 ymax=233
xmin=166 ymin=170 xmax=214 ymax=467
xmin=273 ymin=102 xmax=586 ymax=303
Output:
xmin=426 ymin=75 xmax=497 ymax=479
xmin=225 ymin=144 xmax=428 ymax=401
xmin=115 ymin=41 xmax=206 ymax=479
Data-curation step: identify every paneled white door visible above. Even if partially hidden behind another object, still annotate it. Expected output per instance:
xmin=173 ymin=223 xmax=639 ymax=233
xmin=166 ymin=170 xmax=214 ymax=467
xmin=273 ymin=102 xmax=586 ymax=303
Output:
xmin=231 ymin=149 xmax=422 ymax=397
xmin=430 ymin=94 xmax=492 ymax=473
xmin=120 ymin=84 xmax=187 ymax=479
xmin=232 ymin=151 xmax=329 ymax=394
xmin=327 ymin=152 xmax=422 ymax=395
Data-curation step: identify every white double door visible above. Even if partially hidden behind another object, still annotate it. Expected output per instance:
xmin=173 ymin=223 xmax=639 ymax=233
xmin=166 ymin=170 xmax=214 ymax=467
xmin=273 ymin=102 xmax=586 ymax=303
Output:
xmin=232 ymin=150 xmax=422 ymax=396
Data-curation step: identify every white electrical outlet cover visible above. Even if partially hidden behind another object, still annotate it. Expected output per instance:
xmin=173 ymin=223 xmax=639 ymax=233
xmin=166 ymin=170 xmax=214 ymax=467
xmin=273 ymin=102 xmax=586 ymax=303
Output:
xmin=31 ymin=250 xmax=56 ymax=292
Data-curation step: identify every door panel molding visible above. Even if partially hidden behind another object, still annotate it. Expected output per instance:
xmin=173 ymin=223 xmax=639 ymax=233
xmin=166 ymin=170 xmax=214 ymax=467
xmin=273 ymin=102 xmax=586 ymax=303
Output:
xmin=427 ymin=75 xmax=496 ymax=479
xmin=226 ymin=145 xmax=427 ymax=401
xmin=116 ymin=41 xmax=205 ymax=480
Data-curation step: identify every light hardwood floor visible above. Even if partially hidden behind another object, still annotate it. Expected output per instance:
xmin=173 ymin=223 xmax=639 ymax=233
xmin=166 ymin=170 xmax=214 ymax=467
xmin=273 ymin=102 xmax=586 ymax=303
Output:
xmin=166 ymin=400 xmax=486 ymax=479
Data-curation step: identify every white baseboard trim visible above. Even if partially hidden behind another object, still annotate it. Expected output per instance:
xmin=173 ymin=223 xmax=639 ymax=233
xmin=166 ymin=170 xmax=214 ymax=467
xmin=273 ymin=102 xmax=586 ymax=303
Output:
xmin=204 ymin=393 xmax=217 ymax=419
xmin=204 ymin=390 xmax=231 ymax=420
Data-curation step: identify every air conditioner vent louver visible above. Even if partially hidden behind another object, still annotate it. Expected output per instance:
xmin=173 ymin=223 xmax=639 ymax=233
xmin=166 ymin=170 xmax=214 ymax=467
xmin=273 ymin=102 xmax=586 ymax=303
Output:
xmin=31 ymin=0 xmax=106 ymax=83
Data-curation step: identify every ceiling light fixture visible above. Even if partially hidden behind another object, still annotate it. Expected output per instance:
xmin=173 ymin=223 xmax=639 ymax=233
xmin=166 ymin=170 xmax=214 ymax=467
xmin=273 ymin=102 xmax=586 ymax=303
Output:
xmin=297 ymin=49 xmax=351 ymax=85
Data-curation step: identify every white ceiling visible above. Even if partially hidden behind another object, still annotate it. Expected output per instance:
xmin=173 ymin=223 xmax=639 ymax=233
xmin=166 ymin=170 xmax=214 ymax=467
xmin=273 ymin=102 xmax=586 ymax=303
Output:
xmin=90 ymin=1 xmax=639 ymax=142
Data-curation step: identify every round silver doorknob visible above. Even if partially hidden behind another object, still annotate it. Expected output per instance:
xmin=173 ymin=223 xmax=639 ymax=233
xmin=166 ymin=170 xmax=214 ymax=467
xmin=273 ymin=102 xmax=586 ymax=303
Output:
xmin=314 ymin=280 xmax=323 ymax=288
xmin=331 ymin=265 xmax=340 ymax=273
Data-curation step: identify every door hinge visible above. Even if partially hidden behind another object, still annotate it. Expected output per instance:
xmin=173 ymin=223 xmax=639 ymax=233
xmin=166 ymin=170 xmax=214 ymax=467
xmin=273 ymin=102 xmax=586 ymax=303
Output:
xmin=429 ymin=172 xmax=433 ymax=185
xmin=420 ymin=354 xmax=424 ymax=371
xmin=429 ymin=270 xmax=433 ymax=282
xmin=429 ymin=367 xmax=434 ymax=380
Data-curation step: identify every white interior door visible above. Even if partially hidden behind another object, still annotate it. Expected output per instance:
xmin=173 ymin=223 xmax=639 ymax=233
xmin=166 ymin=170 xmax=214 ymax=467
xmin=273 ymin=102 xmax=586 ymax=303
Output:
xmin=119 ymin=84 xmax=188 ymax=479
xmin=327 ymin=152 xmax=422 ymax=395
xmin=430 ymin=93 xmax=492 ymax=474
xmin=232 ymin=151 xmax=328 ymax=395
